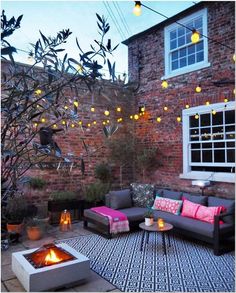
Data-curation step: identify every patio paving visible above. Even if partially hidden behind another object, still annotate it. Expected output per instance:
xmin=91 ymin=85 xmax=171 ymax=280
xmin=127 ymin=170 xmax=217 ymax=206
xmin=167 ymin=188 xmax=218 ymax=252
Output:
xmin=1 ymin=222 xmax=120 ymax=292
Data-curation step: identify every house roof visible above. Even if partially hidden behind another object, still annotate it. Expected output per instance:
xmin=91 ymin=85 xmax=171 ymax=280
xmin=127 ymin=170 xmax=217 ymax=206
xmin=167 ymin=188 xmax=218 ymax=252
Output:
xmin=122 ymin=1 xmax=207 ymax=45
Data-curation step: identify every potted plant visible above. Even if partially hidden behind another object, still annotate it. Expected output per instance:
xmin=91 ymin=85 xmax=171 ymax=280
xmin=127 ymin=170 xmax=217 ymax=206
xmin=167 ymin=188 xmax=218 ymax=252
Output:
xmin=26 ymin=218 xmax=43 ymax=241
xmin=94 ymin=163 xmax=112 ymax=184
xmin=144 ymin=207 xmax=154 ymax=226
xmin=84 ymin=182 xmax=110 ymax=208
xmin=5 ymin=195 xmax=28 ymax=234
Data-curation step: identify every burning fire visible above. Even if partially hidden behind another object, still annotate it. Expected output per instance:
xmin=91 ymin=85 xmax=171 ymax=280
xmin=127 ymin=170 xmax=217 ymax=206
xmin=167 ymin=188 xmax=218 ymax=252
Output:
xmin=44 ymin=249 xmax=63 ymax=265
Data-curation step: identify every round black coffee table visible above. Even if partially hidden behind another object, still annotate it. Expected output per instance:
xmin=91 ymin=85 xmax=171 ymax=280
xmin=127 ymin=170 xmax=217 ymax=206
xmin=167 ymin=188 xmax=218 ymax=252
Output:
xmin=139 ymin=222 xmax=173 ymax=254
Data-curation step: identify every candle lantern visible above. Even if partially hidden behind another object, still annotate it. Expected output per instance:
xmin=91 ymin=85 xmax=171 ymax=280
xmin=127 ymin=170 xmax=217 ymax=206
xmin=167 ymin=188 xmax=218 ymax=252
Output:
xmin=157 ymin=218 xmax=165 ymax=229
xmin=60 ymin=210 xmax=72 ymax=232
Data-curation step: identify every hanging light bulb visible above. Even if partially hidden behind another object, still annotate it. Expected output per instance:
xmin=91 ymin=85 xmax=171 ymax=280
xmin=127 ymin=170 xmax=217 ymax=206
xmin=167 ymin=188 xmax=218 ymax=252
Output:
xmin=71 ymin=123 xmax=75 ymax=128
xmin=64 ymin=105 xmax=68 ymax=110
xmin=93 ymin=121 xmax=97 ymax=125
xmin=191 ymin=29 xmax=200 ymax=44
xmin=130 ymin=115 xmax=133 ymax=119
xmin=140 ymin=106 xmax=145 ymax=112
xmin=156 ymin=117 xmax=161 ymax=123
xmin=87 ymin=123 xmax=91 ymax=127
xmin=134 ymin=114 xmax=139 ymax=120
xmin=212 ymin=110 xmax=217 ymax=115
xmin=78 ymin=121 xmax=82 ymax=125
xmin=205 ymin=101 xmax=210 ymax=105
xmin=53 ymin=124 xmax=57 ymax=128
xmin=224 ymin=98 xmax=228 ymax=103
xmin=62 ymin=120 xmax=66 ymax=125
xmin=185 ymin=104 xmax=190 ymax=109
xmin=104 ymin=110 xmax=110 ymax=116
xmin=102 ymin=121 xmax=106 ymax=125
xmin=177 ymin=116 xmax=181 ymax=122
xmin=35 ymin=89 xmax=42 ymax=95
xmin=91 ymin=106 xmax=95 ymax=112
xmin=133 ymin=1 xmax=142 ymax=16
xmin=161 ymin=80 xmax=168 ymax=89
xmin=73 ymin=101 xmax=79 ymax=107
xmin=41 ymin=118 xmax=46 ymax=123
xmin=106 ymin=120 xmax=110 ymax=123
xmin=195 ymin=85 xmax=202 ymax=93
xmin=36 ymin=104 xmax=40 ymax=108
xmin=164 ymin=106 xmax=168 ymax=111
xmin=195 ymin=114 xmax=199 ymax=119
xmin=34 ymin=123 xmax=38 ymax=127
xmin=116 ymin=107 xmax=121 ymax=112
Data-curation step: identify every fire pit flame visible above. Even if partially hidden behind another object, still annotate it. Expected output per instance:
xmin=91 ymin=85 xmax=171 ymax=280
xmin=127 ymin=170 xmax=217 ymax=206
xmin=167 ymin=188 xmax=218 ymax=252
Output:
xmin=45 ymin=249 xmax=63 ymax=265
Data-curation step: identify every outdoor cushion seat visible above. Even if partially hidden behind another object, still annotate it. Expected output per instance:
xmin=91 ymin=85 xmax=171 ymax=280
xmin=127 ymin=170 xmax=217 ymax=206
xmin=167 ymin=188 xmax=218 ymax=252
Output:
xmin=118 ymin=207 xmax=146 ymax=222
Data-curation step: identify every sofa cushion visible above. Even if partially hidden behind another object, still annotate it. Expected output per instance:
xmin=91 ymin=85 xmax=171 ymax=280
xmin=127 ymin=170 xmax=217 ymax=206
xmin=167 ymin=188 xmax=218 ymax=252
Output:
xmin=84 ymin=209 xmax=109 ymax=225
xmin=160 ymin=189 xmax=182 ymax=200
xmin=109 ymin=189 xmax=132 ymax=210
xmin=208 ymin=196 xmax=235 ymax=224
xmin=130 ymin=183 xmax=155 ymax=207
xmin=181 ymin=199 xmax=200 ymax=218
xmin=118 ymin=207 xmax=146 ymax=222
xmin=152 ymin=196 xmax=183 ymax=215
xmin=182 ymin=193 xmax=207 ymax=205
xmin=195 ymin=205 xmax=226 ymax=224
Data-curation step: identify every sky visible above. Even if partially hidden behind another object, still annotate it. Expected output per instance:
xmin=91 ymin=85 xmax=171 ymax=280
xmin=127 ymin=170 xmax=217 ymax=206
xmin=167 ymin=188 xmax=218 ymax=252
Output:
xmin=2 ymin=0 xmax=196 ymax=78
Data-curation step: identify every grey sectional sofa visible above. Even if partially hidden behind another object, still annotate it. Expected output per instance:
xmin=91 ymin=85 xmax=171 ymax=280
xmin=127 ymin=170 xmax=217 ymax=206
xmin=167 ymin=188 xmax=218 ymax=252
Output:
xmin=83 ymin=186 xmax=235 ymax=255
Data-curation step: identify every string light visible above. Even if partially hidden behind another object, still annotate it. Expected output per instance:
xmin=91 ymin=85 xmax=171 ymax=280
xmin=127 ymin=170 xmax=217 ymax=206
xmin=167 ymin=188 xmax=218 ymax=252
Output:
xmin=185 ymin=104 xmax=190 ymax=109
xmin=224 ymin=98 xmax=228 ymax=103
xmin=212 ymin=110 xmax=217 ymax=115
xmin=116 ymin=107 xmax=122 ymax=112
xmin=191 ymin=29 xmax=200 ymax=44
xmin=117 ymin=118 xmax=123 ymax=122
xmin=34 ymin=123 xmax=38 ymax=127
xmin=106 ymin=120 xmax=110 ymax=123
xmin=36 ymin=104 xmax=40 ymax=108
xmin=233 ymin=54 xmax=235 ymax=62
xmin=102 ymin=121 xmax=106 ymax=125
xmin=73 ymin=101 xmax=79 ymax=107
xmin=161 ymin=80 xmax=168 ymax=89
xmin=53 ymin=124 xmax=57 ymax=128
xmin=205 ymin=101 xmax=210 ymax=105
xmin=233 ymin=89 xmax=235 ymax=95
xmin=77 ymin=64 xmax=83 ymax=73
xmin=78 ymin=121 xmax=82 ymax=125
xmin=156 ymin=117 xmax=161 ymax=123
xmin=87 ymin=123 xmax=91 ymax=127
xmin=41 ymin=118 xmax=46 ymax=123
xmin=104 ymin=110 xmax=110 ymax=116
xmin=91 ymin=106 xmax=95 ymax=112
xmin=134 ymin=114 xmax=139 ymax=120
xmin=35 ymin=89 xmax=42 ymax=95
xmin=130 ymin=115 xmax=133 ymax=119
xmin=64 ymin=105 xmax=68 ymax=110
xmin=62 ymin=120 xmax=66 ymax=125
xmin=71 ymin=123 xmax=75 ymax=128
xmin=133 ymin=1 xmax=142 ymax=16
xmin=177 ymin=116 xmax=181 ymax=122
xmin=93 ymin=121 xmax=97 ymax=125
xmin=164 ymin=106 xmax=168 ymax=111
xmin=195 ymin=114 xmax=199 ymax=119
xmin=195 ymin=85 xmax=202 ymax=93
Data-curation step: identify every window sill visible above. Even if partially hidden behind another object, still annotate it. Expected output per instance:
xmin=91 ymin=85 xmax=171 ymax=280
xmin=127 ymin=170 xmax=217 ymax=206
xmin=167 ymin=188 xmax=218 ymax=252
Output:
xmin=179 ymin=171 xmax=235 ymax=183
xmin=162 ymin=62 xmax=211 ymax=80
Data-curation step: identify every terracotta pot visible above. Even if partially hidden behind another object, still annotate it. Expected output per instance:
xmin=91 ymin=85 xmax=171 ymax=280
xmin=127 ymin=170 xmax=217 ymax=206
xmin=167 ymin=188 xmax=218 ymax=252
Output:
xmin=145 ymin=218 xmax=154 ymax=226
xmin=7 ymin=223 xmax=24 ymax=234
xmin=27 ymin=226 xmax=42 ymax=241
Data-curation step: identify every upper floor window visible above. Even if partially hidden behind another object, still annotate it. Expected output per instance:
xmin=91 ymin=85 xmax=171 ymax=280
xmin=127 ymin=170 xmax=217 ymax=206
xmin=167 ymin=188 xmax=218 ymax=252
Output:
xmin=164 ymin=8 xmax=210 ymax=79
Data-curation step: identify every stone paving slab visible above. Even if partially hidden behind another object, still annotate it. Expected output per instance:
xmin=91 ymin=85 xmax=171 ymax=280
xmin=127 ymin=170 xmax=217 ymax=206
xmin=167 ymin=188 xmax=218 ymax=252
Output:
xmin=3 ymin=278 xmax=25 ymax=292
xmin=1 ymin=244 xmax=25 ymax=266
xmin=1 ymin=282 xmax=8 ymax=292
xmin=22 ymin=236 xmax=56 ymax=249
xmin=1 ymin=264 xmax=16 ymax=282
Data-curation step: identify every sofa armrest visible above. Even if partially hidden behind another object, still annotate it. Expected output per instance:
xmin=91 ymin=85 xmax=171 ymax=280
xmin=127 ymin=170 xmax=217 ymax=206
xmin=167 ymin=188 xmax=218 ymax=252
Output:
xmin=105 ymin=193 xmax=111 ymax=207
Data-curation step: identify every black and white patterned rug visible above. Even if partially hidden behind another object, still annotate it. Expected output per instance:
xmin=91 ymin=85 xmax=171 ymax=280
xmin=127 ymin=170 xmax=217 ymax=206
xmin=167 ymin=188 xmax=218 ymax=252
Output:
xmin=58 ymin=232 xmax=235 ymax=292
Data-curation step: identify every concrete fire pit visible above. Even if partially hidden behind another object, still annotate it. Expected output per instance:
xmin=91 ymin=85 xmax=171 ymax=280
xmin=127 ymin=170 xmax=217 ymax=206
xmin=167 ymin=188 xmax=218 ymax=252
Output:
xmin=12 ymin=243 xmax=90 ymax=292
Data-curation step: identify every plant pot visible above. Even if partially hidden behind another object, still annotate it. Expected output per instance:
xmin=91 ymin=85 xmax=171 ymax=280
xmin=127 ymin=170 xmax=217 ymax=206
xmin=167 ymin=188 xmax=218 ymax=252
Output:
xmin=145 ymin=217 xmax=154 ymax=226
xmin=27 ymin=226 xmax=42 ymax=241
xmin=7 ymin=223 xmax=24 ymax=234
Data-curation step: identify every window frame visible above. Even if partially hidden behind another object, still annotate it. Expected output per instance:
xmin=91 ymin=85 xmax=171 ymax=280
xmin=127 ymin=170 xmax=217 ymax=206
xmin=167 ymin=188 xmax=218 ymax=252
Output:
xmin=163 ymin=8 xmax=210 ymax=79
xmin=180 ymin=101 xmax=235 ymax=183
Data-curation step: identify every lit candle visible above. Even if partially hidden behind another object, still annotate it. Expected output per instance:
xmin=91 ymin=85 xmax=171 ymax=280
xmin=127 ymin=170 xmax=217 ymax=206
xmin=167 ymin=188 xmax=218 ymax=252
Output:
xmin=158 ymin=218 xmax=165 ymax=229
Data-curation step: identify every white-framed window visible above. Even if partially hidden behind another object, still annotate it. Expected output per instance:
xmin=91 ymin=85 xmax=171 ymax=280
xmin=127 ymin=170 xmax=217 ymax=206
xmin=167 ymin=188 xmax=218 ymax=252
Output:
xmin=180 ymin=102 xmax=235 ymax=183
xmin=163 ymin=8 xmax=210 ymax=79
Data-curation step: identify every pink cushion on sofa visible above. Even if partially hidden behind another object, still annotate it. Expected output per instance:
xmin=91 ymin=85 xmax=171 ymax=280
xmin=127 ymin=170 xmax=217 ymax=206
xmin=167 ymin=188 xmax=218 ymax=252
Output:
xmin=195 ymin=205 xmax=226 ymax=224
xmin=181 ymin=199 xmax=200 ymax=218
xmin=152 ymin=196 xmax=182 ymax=215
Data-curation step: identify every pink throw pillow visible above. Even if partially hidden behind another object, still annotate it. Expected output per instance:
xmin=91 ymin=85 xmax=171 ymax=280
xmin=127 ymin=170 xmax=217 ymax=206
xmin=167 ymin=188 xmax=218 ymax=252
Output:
xmin=152 ymin=196 xmax=182 ymax=215
xmin=181 ymin=199 xmax=200 ymax=218
xmin=195 ymin=205 xmax=226 ymax=224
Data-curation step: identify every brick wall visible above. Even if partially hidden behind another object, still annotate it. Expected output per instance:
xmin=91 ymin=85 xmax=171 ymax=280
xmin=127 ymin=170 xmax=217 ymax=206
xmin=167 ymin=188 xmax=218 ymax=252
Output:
xmin=126 ymin=1 xmax=235 ymax=198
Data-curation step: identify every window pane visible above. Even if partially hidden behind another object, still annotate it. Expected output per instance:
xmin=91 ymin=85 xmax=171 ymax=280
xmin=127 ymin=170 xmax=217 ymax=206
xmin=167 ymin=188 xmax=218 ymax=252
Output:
xmin=194 ymin=17 xmax=202 ymax=29
xmin=212 ymin=112 xmax=223 ymax=125
xmin=178 ymin=27 xmax=185 ymax=37
xmin=170 ymin=39 xmax=177 ymax=50
xmin=191 ymin=143 xmax=201 ymax=149
xmin=225 ymin=125 xmax=235 ymax=133
xmin=201 ymin=127 xmax=211 ymax=141
xmin=191 ymin=151 xmax=200 ymax=162
xmin=196 ymin=51 xmax=204 ymax=62
xmin=196 ymin=41 xmax=203 ymax=51
xmin=202 ymin=150 xmax=212 ymax=162
xmin=178 ymin=36 xmax=185 ymax=47
xmin=190 ymin=129 xmax=200 ymax=141
xmin=188 ymin=54 xmax=195 ymax=65
xmin=172 ymin=60 xmax=178 ymax=70
xmin=202 ymin=143 xmax=212 ymax=149
xmin=188 ymin=44 xmax=195 ymax=55
xmin=214 ymin=150 xmax=225 ymax=162
xmin=186 ymin=21 xmax=194 ymax=30
xmin=190 ymin=116 xmax=199 ymax=127
xmin=225 ymin=110 xmax=235 ymax=124
xmin=186 ymin=32 xmax=191 ymax=44
xmin=172 ymin=51 xmax=178 ymax=60
xmin=227 ymin=150 xmax=235 ymax=162
xmin=214 ymin=142 xmax=225 ymax=148
xmin=170 ymin=30 xmax=177 ymax=40
xmin=227 ymin=142 xmax=235 ymax=148
xmin=200 ymin=113 xmax=210 ymax=127
xmin=226 ymin=133 xmax=235 ymax=139
xmin=179 ymin=47 xmax=186 ymax=57
xmin=179 ymin=57 xmax=187 ymax=68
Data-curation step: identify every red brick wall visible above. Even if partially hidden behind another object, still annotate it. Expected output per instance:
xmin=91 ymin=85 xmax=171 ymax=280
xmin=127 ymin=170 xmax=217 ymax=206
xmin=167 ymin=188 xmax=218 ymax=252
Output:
xmin=126 ymin=2 xmax=235 ymax=198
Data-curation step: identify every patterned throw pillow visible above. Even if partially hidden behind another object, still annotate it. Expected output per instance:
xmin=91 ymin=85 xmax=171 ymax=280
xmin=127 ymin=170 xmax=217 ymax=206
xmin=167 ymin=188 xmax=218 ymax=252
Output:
xmin=195 ymin=205 xmax=225 ymax=224
xmin=181 ymin=199 xmax=200 ymax=218
xmin=130 ymin=183 xmax=155 ymax=207
xmin=152 ymin=196 xmax=183 ymax=215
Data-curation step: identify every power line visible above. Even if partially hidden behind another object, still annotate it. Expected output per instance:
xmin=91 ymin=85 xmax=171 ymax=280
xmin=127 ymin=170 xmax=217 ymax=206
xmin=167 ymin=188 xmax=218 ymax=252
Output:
xmin=139 ymin=2 xmax=234 ymax=52
xmin=103 ymin=1 xmax=127 ymax=41
xmin=112 ymin=2 xmax=132 ymax=37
